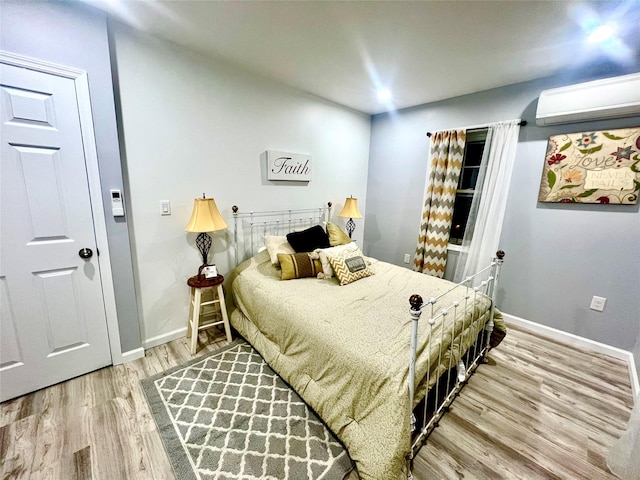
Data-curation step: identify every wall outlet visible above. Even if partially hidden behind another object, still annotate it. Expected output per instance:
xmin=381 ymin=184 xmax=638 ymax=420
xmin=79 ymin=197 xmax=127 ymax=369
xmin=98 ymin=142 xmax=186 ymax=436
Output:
xmin=403 ymin=253 xmax=411 ymax=264
xmin=590 ymin=295 xmax=606 ymax=312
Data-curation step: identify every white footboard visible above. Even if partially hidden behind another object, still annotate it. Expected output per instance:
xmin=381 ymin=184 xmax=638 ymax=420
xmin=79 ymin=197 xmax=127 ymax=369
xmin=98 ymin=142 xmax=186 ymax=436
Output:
xmin=406 ymin=250 xmax=505 ymax=478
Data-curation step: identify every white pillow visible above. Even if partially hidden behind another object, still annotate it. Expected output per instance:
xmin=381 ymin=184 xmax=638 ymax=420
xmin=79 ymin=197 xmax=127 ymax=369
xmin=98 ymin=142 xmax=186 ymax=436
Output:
xmin=264 ymin=236 xmax=295 ymax=266
xmin=315 ymin=242 xmax=360 ymax=278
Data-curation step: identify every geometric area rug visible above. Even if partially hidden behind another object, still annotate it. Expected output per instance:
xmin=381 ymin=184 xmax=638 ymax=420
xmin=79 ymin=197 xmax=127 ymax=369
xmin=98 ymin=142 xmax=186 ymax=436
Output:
xmin=141 ymin=339 xmax=354 ymax=480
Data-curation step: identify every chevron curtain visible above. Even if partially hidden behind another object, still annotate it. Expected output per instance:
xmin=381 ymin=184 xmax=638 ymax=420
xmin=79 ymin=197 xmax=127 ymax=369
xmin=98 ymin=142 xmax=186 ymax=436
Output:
xmin=413 ymin=129 xmax=466 ymax=277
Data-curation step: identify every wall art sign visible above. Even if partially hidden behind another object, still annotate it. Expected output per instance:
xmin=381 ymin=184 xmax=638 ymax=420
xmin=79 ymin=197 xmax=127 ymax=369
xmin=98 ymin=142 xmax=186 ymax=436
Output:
xmin=538 ymin=127 xmax=640 ymax=204
xmin=266 ymin=150 xmax=311 ymax=181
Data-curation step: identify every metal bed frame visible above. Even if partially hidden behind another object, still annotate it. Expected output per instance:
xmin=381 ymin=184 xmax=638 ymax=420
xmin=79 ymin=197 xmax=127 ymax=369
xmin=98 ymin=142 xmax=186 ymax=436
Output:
xmin=406 ymin=250 xmax=504 ymax=478
xmin=231 ymin=202 xmax=332 ymax=266
xmin=230 ymin=203 xmax=505 ymax=479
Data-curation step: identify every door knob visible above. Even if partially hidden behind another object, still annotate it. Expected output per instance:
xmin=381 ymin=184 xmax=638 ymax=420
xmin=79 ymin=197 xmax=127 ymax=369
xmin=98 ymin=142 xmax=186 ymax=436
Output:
xmin=78 ymin=248 xmax=93 ymax=259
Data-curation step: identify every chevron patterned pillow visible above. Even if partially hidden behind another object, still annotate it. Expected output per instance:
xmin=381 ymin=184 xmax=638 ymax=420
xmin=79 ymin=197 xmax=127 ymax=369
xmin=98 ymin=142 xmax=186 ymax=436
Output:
xmin=326 ymin=247 xmax=374 ymax=285
xmin=315 ymin=242 xmax=360 ymax=278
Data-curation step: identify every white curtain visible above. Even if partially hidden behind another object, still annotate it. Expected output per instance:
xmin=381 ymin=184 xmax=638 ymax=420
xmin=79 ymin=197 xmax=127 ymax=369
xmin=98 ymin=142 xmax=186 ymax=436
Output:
xmin=607 ymin=394 xmax=640 ymax=479
xmin=453 ymin=120 xmax=520 ymax=283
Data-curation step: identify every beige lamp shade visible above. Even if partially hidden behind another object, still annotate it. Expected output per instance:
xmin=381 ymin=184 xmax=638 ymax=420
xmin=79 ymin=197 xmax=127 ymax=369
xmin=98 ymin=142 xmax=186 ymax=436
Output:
xmin=185 ymin=197 xmax=228 ymax=233
xmin=338 ymin=196 xmax=362 ymax=219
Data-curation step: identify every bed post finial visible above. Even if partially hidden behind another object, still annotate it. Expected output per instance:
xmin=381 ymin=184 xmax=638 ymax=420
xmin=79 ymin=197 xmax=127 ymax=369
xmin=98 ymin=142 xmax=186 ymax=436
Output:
xmin=496 ymin=250 xmax=505 ymax=260
xmin=409 ymin=294 xmax=423 ymax=311
xmin=232 ymin=205 xmax=239 ymax=214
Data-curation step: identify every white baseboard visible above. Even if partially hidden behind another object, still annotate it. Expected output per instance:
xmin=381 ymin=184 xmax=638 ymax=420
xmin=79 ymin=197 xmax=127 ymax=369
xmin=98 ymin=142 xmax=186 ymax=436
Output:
xmin=630 ymin=359 xmax=639 ymax=402
xmin=502 ymin=313 xmax=631 ymax=360
xmin=143 ymin=326 xmax=188 ymax=350
xmin=502 ymin=312 xmax=639 ymax=400
xmin=120 ymin=347 xmax=145 ymax=364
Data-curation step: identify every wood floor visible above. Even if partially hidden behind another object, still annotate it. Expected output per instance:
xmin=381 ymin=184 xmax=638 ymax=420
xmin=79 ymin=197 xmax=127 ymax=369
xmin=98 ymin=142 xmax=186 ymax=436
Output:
xmin=0 ymin=323 xmax=633 ymax=480
xmin=413 ymin=324 xmax=633 ymax=479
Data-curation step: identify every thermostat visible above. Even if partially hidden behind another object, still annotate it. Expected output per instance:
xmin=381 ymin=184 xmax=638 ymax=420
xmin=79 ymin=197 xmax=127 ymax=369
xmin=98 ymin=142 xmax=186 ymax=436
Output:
xmin=110 ymin=189 xmax=125 ymax=217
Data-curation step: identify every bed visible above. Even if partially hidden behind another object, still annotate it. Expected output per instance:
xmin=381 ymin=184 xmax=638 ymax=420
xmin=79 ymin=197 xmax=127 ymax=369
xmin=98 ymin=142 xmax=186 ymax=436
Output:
xmin=228 ymin=204 xmax=506 ymax=480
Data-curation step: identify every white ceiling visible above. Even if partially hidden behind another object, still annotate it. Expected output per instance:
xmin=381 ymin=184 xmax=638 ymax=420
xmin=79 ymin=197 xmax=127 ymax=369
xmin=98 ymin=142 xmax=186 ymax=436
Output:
xmin=89 ymin=0 xmax=640 ymax=115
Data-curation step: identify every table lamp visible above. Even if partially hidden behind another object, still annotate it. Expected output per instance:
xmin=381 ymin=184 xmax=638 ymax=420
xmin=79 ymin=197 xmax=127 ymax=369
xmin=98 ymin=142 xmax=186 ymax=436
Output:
xmin=185 ymin=195 xmax=228 ymax=273
xmin=338 ymin=196 xmax=362 ymax=238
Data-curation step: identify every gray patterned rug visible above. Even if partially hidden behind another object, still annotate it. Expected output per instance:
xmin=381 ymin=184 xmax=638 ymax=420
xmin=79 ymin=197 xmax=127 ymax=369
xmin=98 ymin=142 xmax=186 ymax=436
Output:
xmin=141 ymin=339 xmax=354 ymax=480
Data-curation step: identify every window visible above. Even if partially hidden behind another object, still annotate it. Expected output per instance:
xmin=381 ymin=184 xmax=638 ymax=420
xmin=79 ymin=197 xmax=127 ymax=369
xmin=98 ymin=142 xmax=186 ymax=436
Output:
xmin=448 ymin=129 xmax=487 ymax=245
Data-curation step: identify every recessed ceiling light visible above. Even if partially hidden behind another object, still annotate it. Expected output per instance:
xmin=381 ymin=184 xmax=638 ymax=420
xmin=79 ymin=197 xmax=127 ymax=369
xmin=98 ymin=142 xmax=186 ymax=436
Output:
xmin=588 ymin=23 xmax=615 ymax=44
xmin=377 ymin=89 xmax=392 ymax=101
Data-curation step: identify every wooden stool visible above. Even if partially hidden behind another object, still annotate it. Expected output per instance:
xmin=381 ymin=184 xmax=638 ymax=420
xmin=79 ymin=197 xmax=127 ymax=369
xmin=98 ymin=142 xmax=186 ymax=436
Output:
xmin=187 ymin=274 xmax=232 ymax=355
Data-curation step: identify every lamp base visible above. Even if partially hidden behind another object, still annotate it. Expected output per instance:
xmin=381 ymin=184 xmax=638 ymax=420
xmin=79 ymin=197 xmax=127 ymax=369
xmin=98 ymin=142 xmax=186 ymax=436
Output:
xmin=345 ymin=218 xmax=355 ymax=238
xmin=195 ymin=232 xmax=212 ymax=266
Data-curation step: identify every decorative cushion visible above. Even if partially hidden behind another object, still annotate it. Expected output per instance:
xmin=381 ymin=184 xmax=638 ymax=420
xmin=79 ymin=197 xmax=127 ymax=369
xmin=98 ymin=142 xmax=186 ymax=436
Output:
xmin=326 ymin=247 xmax=374 ymax=285
xmin=264 ymin=236 xmax=295 ymax=266
xmin=277 ymin=252 xmax=324 ymax=280
xmin=286 ymin=225 xmax=330 ymax=253
xmin=326 ymin=222 xmax=352 ymax=247
xmin=315 ymin=242 xmax=360 ymax=278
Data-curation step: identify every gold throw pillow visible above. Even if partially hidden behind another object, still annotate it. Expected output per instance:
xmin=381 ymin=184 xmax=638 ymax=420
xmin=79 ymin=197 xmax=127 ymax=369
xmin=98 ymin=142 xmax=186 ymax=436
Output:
xmin=277 ymin=252 xmax=323 ymax=280
xmin=326 ymin=222 xmax=352 ymax=247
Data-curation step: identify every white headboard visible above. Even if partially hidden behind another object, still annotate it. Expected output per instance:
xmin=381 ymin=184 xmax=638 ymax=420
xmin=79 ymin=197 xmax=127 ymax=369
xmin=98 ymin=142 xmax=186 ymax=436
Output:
xmin=231 ymin=202 xmax=332 ymax=266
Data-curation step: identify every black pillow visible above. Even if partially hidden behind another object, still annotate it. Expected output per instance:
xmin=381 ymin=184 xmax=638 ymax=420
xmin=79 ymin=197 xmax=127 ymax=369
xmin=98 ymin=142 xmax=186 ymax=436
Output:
xmin=286 ymin=225 xmax=330 ymax=252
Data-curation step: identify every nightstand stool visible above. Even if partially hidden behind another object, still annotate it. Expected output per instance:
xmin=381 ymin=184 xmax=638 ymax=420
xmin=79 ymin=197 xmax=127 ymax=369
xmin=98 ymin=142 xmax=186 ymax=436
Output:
xmin=187 ymin=274 xmax=232 ymax=355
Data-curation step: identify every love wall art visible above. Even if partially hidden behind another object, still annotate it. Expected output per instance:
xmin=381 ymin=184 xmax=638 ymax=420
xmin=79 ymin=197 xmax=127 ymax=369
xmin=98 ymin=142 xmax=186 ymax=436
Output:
xmin=538 ymin=127 xmax=640 ymax=204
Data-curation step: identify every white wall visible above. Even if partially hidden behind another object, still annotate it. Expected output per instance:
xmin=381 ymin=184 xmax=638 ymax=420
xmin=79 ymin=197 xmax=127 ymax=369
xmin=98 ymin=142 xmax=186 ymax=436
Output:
xmin=110 ymin=22 xmax=371 ymax=344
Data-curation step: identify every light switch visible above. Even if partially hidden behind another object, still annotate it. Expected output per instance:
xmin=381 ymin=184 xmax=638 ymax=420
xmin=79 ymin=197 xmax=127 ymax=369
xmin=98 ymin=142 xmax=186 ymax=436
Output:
xmin=160 ymin=200 xmax=171 ymax=216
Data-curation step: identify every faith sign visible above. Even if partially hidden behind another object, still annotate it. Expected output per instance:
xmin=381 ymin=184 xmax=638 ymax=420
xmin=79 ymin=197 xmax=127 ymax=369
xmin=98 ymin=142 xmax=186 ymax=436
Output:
xmin=266 ymin=150 xmax=312 ymax=181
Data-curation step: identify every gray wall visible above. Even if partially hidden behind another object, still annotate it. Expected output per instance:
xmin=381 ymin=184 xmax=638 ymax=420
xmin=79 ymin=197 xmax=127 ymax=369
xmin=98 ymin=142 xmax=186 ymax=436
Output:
xmin=365 ymin=65 xmax=640 ymax=352
xmin=2 ymin=1 xmax=142 ymax=353
xmin=108 ymin=22 xmax=371 ymax=344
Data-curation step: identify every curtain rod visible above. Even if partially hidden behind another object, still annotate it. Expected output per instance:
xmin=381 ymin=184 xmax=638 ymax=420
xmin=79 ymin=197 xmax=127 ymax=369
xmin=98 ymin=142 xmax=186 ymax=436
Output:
xmin=426 ymin=119 xmax=527 ymax=137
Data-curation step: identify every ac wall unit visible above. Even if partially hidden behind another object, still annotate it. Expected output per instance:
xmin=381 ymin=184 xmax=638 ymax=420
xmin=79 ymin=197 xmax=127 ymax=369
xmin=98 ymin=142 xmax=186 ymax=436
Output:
xmin=536 ymin=73 xmax=640 ymax=126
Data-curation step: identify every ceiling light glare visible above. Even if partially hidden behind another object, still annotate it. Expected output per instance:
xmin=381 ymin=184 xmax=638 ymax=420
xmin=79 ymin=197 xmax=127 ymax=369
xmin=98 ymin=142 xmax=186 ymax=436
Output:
xmin=377 ymin=89 xmax=392 ymax=101
xmin=588 ymin=23 xmax=615 ymax=44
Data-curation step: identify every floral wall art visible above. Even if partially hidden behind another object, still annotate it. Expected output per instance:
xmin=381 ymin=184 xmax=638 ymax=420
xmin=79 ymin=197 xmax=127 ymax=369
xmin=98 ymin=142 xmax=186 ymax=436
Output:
xmin=538 ymin=127 xmax=640 ymax=204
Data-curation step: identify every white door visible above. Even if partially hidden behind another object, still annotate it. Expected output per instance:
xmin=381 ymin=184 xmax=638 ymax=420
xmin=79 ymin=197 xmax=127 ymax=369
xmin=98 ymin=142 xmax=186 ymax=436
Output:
xmin=0 ymin=63 xmax=112 ymax=402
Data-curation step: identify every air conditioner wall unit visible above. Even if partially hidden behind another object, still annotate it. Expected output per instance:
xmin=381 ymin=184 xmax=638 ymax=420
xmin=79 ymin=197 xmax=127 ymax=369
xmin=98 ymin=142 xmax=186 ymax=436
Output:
xmin=536 ymin=73 xmax=640 ymax=126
